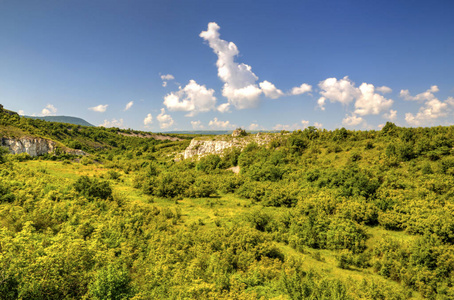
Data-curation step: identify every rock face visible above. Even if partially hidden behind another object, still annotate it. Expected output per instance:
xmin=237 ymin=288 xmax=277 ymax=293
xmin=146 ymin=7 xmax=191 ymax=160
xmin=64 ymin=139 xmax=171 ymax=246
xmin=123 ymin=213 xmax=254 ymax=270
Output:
xmin=232 ymin=128 xmax=247 ymax=137
xmin=184 ymin=140 xmax=234 ymax=159
xmin=183 ymin=133 xmax=275 ymax=159
xmin=1 ymin=137 xmax=56 ymax=157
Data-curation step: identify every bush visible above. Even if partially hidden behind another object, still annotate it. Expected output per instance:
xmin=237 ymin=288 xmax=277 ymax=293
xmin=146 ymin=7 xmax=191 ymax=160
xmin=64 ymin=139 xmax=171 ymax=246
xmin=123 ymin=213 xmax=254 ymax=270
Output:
xmin=89 ymin=264 xmax=134 ymax=300
xmin=74 ymin=176 xmax=112 ymax=200
xmin=196 ymin=154 xmax=221 ymax=173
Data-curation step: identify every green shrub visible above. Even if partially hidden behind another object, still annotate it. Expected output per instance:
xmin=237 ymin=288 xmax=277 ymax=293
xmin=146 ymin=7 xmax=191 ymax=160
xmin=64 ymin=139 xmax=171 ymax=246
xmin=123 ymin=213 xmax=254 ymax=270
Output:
xmin=74 ymin=176 xmax=112 ymax=200
xmin=89 ymin=264 xmax=134 ymax=300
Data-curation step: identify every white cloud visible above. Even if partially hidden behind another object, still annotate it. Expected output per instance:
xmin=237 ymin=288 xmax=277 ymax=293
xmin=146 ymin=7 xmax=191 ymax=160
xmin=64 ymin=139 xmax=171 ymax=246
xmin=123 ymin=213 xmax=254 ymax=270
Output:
xmin=259 ymin=80 xmax=284 ymax=99
xmin=18 ymin=110 xmax=24 ymax=115
xmin=124 ymin=101 xmax=134 ymax=111
xmin=249 ymin=123 xmax=259 ymax=130
xmin=217 ymin=103 xmax=231 ymax=113
xmin=208 ymin=117 xmax=235 ymax=129
xmin=400 ymin=85 xmax=439 ymax=101
xmin=89 ymin=104 xmax=108 ymax=113
xmin=318 ymin=77 xmax=393 ymax=116
xmin=342 ymin=114 xmax=364 ymax=126
xmin=143 ymin=113 xmax=153 ymax=126
xmin=318 ymin=76 xmax=359 ymax=106
xmin=405 ymin=99 xmax=448 ymax=126
xmin=273 ymin=124 xmax=298 ymax=131
xmin=354 ymin=83 xmax=393 ymax=116
xmin=314 ymin=122 xmax=323 ymax=129
xmin=291 ymin=83 xmax=312 ymax=95
xmin=376 ymin=86 xmax=392 ymax=94
xmin=317 ymin=97 xmax=326 ymax=111
xmin=161 ymin=74 xmax=175 ymax=87
xmin=191 ymin=120 xmax=204 ymax=129
xmin=383 ymin=109 xmax=397 ymax=120
xmin=201 ymin=22 xmax=280 ymax=109
xmin=161 ymin=74 xmax=175 ymax=81
xmin=301 ymin=120 xmax=310 ymax=128
xmin=222 ymin=85 xmax=262 ymax=109
xmin=99 ymin=118 xmax=124 ymax=128
xmin=157 ymin=108 xmax=174 ymax=129
xmin=163 ymin=80 xmax=216 ymax=116
xmin=446 ymin=97 xmax=454 ymax=106
xmin=401 ymin=86 xmax=452 ymax=126
xmin=41 ymin=104 xmax=57 ymax=116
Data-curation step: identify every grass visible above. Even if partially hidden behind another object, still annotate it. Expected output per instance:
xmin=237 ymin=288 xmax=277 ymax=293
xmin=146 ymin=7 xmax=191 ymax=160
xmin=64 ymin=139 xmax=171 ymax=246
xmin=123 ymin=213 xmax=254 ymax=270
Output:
xmin=18 ymin=159 xmax=424 ymax=298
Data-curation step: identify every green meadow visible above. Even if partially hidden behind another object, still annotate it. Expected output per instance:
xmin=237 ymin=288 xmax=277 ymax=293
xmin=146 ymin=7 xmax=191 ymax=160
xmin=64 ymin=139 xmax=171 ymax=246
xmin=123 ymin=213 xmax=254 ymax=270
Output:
xmin=1 ymin=111 xmax=454 ymax=299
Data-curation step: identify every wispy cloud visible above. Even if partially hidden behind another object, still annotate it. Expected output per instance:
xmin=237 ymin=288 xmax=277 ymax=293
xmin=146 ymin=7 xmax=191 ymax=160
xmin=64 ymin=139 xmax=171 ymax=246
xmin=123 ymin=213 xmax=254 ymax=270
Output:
xmin=89 ymin=104 xmax=108 ymax=113
xmin=124 ymin=101 xmax=134 ymax=111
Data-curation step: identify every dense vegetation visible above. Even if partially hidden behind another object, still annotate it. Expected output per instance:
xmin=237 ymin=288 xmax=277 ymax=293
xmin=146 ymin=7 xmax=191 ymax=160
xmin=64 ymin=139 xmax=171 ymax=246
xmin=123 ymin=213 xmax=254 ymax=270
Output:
xmin=1 ymin=108 xmax=454 ymax=299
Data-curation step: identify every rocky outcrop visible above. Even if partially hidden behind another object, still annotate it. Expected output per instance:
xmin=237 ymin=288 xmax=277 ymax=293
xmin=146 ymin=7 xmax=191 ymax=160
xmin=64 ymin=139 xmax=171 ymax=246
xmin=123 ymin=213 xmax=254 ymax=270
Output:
xmin=1 ymin=137 xmax=56 ymax=157
xmin=183 ymin=133 xmax=275 ymax=159
xmin=184 ymin=140 xmax=234 ymax=159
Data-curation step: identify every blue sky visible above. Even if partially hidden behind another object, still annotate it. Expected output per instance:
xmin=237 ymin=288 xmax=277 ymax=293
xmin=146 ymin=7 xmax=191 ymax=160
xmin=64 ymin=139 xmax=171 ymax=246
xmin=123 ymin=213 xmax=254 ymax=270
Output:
xmin=1 ymin=0 xmax=453 ymax=131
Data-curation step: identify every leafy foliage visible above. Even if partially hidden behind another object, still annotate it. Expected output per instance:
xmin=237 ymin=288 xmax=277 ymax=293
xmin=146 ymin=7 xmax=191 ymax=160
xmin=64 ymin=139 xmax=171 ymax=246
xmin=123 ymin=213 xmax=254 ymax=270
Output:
xmin=2 ymin=112 xmax=454 ymax=298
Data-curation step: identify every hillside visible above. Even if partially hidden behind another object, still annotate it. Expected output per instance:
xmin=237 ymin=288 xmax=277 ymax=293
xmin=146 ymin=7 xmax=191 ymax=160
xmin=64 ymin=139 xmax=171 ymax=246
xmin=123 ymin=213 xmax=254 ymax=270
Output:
xmin=1 ymin=107 xmax=454 ymax=298
xmin=24 ymin=115 xmax=95 ymax=127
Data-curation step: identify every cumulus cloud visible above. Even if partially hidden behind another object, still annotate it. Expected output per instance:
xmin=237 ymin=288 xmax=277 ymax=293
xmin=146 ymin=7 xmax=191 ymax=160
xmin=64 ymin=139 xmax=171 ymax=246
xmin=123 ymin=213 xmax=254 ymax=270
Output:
xmin=124 ymin=101 xmax=134 ymax=111
xmin=401 ymin=86 xmax=452 ymax=126
xmin=202 ymin=22 xmax=306 ymax=109
xmin=405 ymin=99 xmax=448 ymax=126
xmin=89 ymin=104 xmax=108 ymax=113
xmin=273 ymin=124 xmax=298 ymax=131
xmin=161 ymin=74 xmax=175 ymax=87
xmin=249 ymin=123 xmax=259 ymax=130
xmin=376 ymin=86 xmax=392 ymax=94
xmin=317 ymin=97 xmax=327 ymax=111
xmin=41 ymin=104 xmax=57 ymax=116
xmin=400 ymin=85 xmax=439 ymax=101
xmin=191 ymin=120 xmax=204 ymax=129
xmin=446 ymin=97 xmax=454 ymax=107
xmin=100 ymin=118 xmax=124 ymax=128
xmin=318 ymin=77 xmax=393 ymax=116
xmin=383 ymin=109 xmax=397 ymax=120
xmin=354 ymin=83 xmax=393 ymax=116
xmin=143 ymin=113 xmax=153 ymax=126
xmin=18 ymin=110 xmax=24 ymax=115
xmin=319 ymin=77 xmax=359 ymax=106
xmin=259 ymin=81 xmax=284 ymax=99
xmin=222 ymin=85 xmax=262 ymax=109
xmin=163 ymin=80 xmax=216 ymax=116
xmin=342 ymin=114 xmax=364 ymax=126
xmin=157 ymin=108 xmax=174 ymax=129
xmin=208 ymin=117 xmax=235 ymax=129
xmin=217 ymin=103 xmax=231 ymax=113
xmin=273 ymin=120 xmax=321 ymax=131
xmin=291 ymin=83 xmax=312 ymax=95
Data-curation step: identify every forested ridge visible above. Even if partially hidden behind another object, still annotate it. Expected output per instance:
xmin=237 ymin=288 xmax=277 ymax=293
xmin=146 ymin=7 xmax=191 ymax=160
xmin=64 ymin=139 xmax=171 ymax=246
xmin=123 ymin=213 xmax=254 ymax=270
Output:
xmin=1 ymin=108 xmax=454 ymax=299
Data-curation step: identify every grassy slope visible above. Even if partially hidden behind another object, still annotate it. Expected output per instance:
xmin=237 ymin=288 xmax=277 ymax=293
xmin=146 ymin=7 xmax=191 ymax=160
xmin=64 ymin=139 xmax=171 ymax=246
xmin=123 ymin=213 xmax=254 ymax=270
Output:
xmin=22 ymin=159 xmax=423 ymax=299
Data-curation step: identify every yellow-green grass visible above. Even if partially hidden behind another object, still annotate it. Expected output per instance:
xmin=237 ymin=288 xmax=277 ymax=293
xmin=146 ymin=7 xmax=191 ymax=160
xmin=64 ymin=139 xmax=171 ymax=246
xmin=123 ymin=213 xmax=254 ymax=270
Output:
xmin=18 ymin=159 xmax=423 ymax=298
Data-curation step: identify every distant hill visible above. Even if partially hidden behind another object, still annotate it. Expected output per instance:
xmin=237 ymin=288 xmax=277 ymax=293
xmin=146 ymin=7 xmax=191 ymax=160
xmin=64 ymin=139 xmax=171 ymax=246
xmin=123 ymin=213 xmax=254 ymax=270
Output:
xmin=25 ymin=115 xmax=94 ymax=127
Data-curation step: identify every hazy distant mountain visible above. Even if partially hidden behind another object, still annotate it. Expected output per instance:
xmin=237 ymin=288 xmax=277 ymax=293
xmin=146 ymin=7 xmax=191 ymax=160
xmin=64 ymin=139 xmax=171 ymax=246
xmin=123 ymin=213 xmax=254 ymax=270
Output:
xmin=25 ymin=116 xmax=94 ymax=127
